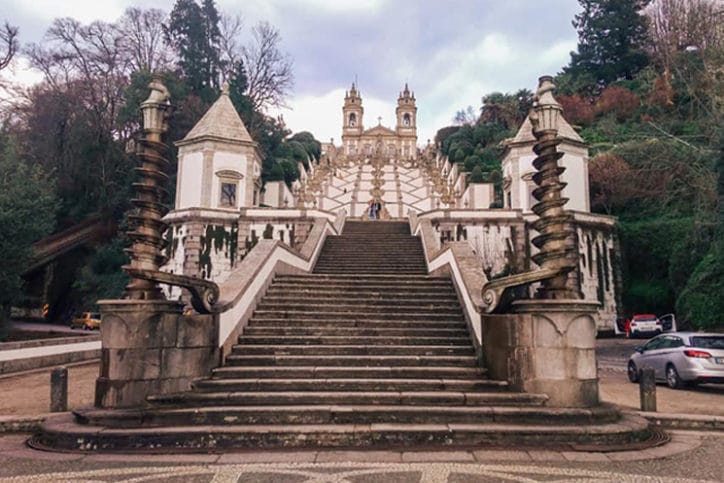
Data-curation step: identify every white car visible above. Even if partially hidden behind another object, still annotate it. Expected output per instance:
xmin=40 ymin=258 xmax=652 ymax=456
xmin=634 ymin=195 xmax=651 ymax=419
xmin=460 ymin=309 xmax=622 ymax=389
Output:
xmin=627 ymin=332 xmax=724 ymax=389
xmin=629 ymin=314 xmax=663 ymax=338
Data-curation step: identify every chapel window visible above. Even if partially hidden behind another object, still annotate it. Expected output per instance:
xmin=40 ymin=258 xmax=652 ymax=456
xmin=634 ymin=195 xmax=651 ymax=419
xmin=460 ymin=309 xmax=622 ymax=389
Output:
xmin=220 ymin=182 xmax=237 ymax=207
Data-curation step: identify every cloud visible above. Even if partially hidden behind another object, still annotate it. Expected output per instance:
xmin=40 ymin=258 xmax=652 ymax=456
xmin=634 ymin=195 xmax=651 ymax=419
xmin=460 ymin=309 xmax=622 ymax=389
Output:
xmin=272 ymin=87 xmax=397 ymax=144
xmin=8 ymin=0 xmax=128 ymax=24
xmin=3 ymin=0 xmax=582 ymax=145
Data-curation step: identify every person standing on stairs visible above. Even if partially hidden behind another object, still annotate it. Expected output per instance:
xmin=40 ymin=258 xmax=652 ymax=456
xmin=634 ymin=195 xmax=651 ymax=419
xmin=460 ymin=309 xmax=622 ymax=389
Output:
xmin=374 ymin=200 xmax=382 ymax=220
xmin=368 ymin=199 xmax=376 ymax=220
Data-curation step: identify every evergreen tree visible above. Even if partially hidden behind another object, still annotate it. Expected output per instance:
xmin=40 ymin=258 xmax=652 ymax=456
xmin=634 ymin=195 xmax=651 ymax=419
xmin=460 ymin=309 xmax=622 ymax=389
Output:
xmin=566 ymin=0 xmax=652 ymax=89
xmin=0 ymin=136 xmax=56 ymax=331
xmin=164 ymin=0 xmax=222 ymax=101
xmin=227 ymin=60 xmax=253 ymax=123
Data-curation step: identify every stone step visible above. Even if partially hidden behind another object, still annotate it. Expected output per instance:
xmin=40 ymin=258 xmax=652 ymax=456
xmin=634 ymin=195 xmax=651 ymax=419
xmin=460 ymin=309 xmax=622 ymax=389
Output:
xmin=313 ymin=269 xmax=428 ymax=275
xmin=314 ymin=257 xmax=426 ymax=264
xmin=320 ymin=244 xmax=423 ymax=250
xmin=242 ymin=327 xmax=469 ymax=337
xmin=255 ymin=300 xmax=461 ymax=311
xmin=264 ymin=289 xmax=458 ymax=299
xmin=319 ymin=242 xmax=423 ymax=248
xmin=223 ymin=354 xmax=479 ymax=368
xmin=252 ymin=310 xmax=464 ymax=321
xmin=76 ymin=405 xmax=620 ymax=428
xmin=149 ymin=390 xmax=547 ymax=407
xmin=274 ymin=274 xmax=447 ymax=283
xmin=260 ymin=294 xmax=458 ymax=303
xmin=247 ymin=319 xmax=466 ymax=329
xmin=211 ymin=366 xmax=482 ymax=379
xmin=231 ymin=344 xmax=475 ymax=356
xmin=312 ymin=263 xmax=428 ymax=270
xmin=239 ymin=335 xmax=471 ymax=346
xmin=322 ymin=238 xmax=422 ymax=244
xmin=269 ymin=281 xmax=452 ymax=291
xmin=334 ymin=232 xmax=415 ymax=237
xmin=192 ymin=378 xmax=505 ymax=393
xmin=35 ymin=412 xmax=653 ymax=451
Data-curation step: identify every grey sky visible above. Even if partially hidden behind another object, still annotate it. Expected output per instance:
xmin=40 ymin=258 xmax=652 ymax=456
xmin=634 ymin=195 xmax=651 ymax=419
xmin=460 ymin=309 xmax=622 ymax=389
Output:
xmin=1 ymin=0 xmax=582 ymax=143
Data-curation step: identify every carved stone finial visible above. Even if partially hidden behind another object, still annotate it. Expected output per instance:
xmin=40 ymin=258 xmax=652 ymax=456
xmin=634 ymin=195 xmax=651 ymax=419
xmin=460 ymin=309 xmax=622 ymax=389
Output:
xmin=531 ymin=75 xmax=562 ymax=135
xmin=222 ymin=81 xmax=230 ymax=96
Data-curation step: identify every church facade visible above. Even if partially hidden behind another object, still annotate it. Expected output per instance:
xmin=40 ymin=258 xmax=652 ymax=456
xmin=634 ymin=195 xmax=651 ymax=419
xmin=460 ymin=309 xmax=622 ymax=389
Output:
xmin=341 ymin=83 xmax=418 ymax=159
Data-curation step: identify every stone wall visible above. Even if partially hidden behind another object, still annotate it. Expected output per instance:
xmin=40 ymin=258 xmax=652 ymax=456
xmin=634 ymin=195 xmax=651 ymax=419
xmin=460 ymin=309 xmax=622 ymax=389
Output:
xmin=161 ymin=208 xmax=333 ymax=302
xmin=419 ymin=210 xmax=620 ymax=333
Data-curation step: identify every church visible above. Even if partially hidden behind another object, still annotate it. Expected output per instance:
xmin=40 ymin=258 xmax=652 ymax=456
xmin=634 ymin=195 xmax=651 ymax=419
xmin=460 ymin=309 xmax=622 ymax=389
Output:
xmin=341 ymin=83 xmax=418 ymax=159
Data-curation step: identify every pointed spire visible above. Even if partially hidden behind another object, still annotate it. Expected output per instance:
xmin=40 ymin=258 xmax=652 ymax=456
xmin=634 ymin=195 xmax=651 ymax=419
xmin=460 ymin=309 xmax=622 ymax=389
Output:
xmin=179 ymin=90 xmax=255 ymax=145
xmin=221 ymin=81 xmax=230 ymax=96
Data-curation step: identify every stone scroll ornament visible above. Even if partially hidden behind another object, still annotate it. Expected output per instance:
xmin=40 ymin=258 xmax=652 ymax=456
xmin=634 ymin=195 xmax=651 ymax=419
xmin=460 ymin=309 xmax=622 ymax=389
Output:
xmin=122 ymin=78 xmax=220 ymax=314
xmin=480 ymin=76 xmax=581 ymax=313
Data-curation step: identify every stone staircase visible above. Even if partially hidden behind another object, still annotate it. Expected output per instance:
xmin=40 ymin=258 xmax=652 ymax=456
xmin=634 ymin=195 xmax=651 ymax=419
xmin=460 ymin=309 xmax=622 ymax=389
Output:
xmin=33 ymin=220 xmax=653 ymax=452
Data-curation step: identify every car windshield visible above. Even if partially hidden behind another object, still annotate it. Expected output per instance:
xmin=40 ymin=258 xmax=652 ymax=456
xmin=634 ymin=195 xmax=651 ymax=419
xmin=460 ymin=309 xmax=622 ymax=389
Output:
xmin=90 ymin=313 xmax=101 ymax=319
xmin=690 ymin=336 xmax=724 ymax=349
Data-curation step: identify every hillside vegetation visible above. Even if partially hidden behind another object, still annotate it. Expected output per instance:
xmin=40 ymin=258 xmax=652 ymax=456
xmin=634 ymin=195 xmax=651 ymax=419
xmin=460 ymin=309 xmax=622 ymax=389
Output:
xmin=436 ymin=0 xmax=723 ymax=329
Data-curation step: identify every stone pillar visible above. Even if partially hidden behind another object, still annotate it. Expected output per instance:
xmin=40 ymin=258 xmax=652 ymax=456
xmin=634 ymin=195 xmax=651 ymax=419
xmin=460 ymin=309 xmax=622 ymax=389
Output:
xmin=183 ymin=221 xmax=205 ymax=278
xmin=95 ymin=300 xmax=219 ymax=408
xmin=483 ymin=299 xmax=599 ymax=407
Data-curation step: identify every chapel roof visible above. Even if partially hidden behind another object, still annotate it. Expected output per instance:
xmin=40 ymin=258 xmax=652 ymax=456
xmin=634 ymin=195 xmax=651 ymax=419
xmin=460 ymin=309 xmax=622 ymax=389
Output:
xmin=179 ymin=87 xmax=255 ymax=146
xmin=509 ymin=114 xmax=585 ymax=146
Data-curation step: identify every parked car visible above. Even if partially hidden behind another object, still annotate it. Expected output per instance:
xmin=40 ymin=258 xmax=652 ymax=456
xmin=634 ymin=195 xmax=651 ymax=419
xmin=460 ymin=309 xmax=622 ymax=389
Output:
xmin=627 ymin=332 xmax=724 ymax=389
xmin=628 ymin=314 xmax=664 ymax=338
xmin=70 ymin=312 xmax=102 ymax=330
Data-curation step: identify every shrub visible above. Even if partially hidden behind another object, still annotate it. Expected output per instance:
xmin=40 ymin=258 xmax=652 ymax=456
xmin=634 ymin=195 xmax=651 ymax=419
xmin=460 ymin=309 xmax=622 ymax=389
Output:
xmin=676 ymin=244 xmax=724 ymax=330
xmin=468 ymin=166 xmax=485 ymax=183
xmin=594 ymin=86 xmax=640 ymax=121
xmin=558 ymin=94 xmax=594 ymax=126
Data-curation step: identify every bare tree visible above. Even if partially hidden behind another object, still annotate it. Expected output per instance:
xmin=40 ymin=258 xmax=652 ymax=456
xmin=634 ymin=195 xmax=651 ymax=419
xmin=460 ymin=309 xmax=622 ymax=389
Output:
xmin=26 ymin=18 xmax=129 ymax=131
xmin=647 ymin=0 xmax=723 ymax=63
xmin=118 ymin=7 xmax=173 ymax=73
xmin=24 ymin=17 xmax=134 ymax=206
xmin=453 ymin=106 xmax=478 ymax=126
xmin=242 ymin=21 xmax=293 ymax=112
xmin=0 ymin=21 xmax=18 ymax=72
xmin=218 ymin=13 xmax=244 ymax=82
xmin=646 ymin=0 xmax=724 ymax=115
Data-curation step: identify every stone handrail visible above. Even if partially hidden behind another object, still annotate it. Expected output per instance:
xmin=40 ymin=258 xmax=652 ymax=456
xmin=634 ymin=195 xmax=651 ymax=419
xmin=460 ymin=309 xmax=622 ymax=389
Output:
xmin=164 ymin=207 xmax=339 ymax=224
xmin=215 ymin=211 xmax=344 ymax=357
xmin=412 ymin=217 xmax=485 ymax=352
xmin=480 ymin=267 xmax=560 ymax=314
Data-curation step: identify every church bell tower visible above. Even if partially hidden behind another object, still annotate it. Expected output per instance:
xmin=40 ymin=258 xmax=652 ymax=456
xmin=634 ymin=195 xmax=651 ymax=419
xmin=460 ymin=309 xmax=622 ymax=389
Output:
xmin=395 ymin=83 xmax=418 ymax=158
xmin=342 ymin=83 xmax=363 ymax=155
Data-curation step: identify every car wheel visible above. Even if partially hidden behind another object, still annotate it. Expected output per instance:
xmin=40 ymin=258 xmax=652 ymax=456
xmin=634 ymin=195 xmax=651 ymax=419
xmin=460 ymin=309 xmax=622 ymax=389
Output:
xmin=627 ymin=361 xmax=639 ymax=383
xmin=666 ymin=364 xmax=683 ymax=389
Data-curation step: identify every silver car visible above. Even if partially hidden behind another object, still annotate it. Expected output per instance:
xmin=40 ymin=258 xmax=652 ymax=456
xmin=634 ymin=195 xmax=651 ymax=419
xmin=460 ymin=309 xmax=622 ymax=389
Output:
xmin=627 ymin=332 xmax=724 ymax=389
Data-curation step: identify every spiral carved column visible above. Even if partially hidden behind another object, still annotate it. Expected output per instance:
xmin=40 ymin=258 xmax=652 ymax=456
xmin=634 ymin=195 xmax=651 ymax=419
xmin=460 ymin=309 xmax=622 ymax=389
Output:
xmin=123 ymin=79 xmax=172 ymax=301
xmin=529 ymin=76 xmax=582 ymax=300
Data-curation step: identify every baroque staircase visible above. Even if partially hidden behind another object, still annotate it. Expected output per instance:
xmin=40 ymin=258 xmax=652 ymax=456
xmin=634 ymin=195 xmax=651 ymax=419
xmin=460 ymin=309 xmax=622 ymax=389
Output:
xmin=34 ymin=221 xmax=652 ymax=452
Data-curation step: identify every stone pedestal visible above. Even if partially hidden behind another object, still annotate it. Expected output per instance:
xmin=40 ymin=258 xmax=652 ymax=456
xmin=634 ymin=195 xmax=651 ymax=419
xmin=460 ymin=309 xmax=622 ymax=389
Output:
xmin=482 ymin=299 xmax=599 ymax=407
xmin=95 ymin=300 xmax=219 ymax=408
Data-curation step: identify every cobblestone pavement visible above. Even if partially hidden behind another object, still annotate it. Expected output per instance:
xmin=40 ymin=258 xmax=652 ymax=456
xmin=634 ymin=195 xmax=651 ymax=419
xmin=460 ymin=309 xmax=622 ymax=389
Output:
xmin=0 ymin=431 xmax=722 ymax=482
